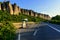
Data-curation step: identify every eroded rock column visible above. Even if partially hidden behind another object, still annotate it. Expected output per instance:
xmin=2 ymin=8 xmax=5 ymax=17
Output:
xmin=29 ymin=10 xmax=34 ymax=16
xmin=18 ymin=7 xmax=21 ymax=13
xmin=13 ymin=3 xmax=19 ymax=15
xmin=8 ymin=2 xmax=13 ymax=15
xmin=34 ymin=12 xmax=38 ymax=17
xmin=0 ymin=3 xmax=1 ymax=10
xmin=21 ymin=9 xmax=25 ymax=14
xmin=24 ymin=9 xmax=29 ymax=15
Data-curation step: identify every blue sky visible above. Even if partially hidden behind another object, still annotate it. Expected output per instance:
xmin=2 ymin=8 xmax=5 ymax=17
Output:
xmin=0 ymin=0 xmax=60 ymax=17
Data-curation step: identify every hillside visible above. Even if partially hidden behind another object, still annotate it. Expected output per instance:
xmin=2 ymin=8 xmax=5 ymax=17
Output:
xmin=0 ymin=1 xmax=51 ymax=20
xmin=0 ymin=10 xmax=44 ymax=22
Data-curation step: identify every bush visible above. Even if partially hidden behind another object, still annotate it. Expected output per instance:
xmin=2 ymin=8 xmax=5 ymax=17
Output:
xmin=0 ymin=21 xmax=16 ymax=40
xmin=49 ymin=20 xmax=60 ymax=25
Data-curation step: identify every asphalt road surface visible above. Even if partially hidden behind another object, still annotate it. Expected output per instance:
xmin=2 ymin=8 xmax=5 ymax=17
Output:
xmin=16 ymin=22 xmax=60 ymax=40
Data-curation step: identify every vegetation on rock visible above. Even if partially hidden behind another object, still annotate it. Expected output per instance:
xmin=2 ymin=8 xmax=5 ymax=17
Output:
xmin=0 ymin=10 xmax=44 ymax=22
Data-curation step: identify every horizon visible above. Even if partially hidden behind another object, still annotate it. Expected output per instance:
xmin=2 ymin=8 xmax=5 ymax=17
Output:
xmin=0 ymin=0 xmax=60 ymax=17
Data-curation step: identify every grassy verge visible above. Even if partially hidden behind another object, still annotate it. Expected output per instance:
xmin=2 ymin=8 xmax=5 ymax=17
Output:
xmin=49 ymin=20 xmax=60 ymax=25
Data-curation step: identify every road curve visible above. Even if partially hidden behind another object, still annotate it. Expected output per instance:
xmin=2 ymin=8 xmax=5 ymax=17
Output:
xmin=16 ymin=22 xmax=60 ymax=40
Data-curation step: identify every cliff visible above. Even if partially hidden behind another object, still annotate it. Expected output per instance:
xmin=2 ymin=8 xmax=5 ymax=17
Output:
xmin=0 ymin=1 xmax=51 ymax=20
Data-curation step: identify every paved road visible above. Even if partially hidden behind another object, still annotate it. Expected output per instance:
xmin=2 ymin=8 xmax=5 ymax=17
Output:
xmin=16 ymin=23 xmax=60 ymax=40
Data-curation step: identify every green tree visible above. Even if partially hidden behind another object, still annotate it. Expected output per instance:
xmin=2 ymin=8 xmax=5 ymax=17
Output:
xmin=52 ymin=15 xmax=60 ymax=20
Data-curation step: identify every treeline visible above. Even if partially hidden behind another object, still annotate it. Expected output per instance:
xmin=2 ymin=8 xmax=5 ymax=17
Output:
xmin=49 ymin=15 xmax=60 ymax=25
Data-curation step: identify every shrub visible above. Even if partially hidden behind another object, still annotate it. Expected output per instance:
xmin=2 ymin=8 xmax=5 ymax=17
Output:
xmin=0 ymin=21 xmax=16 ymax=40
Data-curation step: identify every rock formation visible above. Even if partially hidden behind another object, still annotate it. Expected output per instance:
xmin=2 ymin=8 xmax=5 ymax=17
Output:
xmin=1 ymin=2 xmax=6 ymax=11
xmin=0 ymin=1 xmax=51 ymax=20
xmin=13 ymin=3 xmax=19 ymax=15
xmin=7 ymin=1 xmax=13 ymax=15
xmin=0 ymin=3 xmax=1 ymax=10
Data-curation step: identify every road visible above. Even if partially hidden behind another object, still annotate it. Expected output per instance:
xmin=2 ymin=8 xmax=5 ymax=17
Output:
xmin=15 ymin=22 xmax=60 ymax=40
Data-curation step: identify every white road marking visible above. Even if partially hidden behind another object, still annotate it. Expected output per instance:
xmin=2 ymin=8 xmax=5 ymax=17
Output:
xmin=47 ymin=24 xmax=60 ymax=32
xmin=33 ymin=29 xmax=40 ymax=36
xmin=33 ymin=23 xmax=60 ymax=36
xmin=42 ymin=22 xmax=60 ymax=32
xmin=18 ymin=34 xmax=20 ymax=40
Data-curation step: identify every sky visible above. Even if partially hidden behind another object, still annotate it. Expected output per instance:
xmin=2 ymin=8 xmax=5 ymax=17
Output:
xmin=0 ymin=0 xmax=60 ymax=17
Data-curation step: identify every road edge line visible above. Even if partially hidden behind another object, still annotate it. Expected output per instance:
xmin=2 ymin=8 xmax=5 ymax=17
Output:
xmin=47 ymin=24 xmax=60 ymax=32
xmin=18 ymin=33 xmax=20 ymax=40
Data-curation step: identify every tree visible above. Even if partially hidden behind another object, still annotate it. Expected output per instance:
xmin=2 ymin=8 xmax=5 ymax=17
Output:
xmin=52 ymin=15 xmax=60 ymax=20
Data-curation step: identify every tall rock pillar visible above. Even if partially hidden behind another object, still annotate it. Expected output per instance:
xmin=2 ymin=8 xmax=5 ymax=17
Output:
xmin=0 ymin=3 xmax=1 ymax=10
xmin=13 ymin=3 xmax=19 ymax=15
xmin=21 ymin=9 xmax=25 ymax=14
xmin=29 ymin=10 xmax=34 ymax=16
xmin=8 ymin=1 xmax=13 ymax=15
xmin=1 ymin=2 xmax=6 ymax=11
xmin=23 ymin=9 xmax=29 ymax=15
xmin=18 ymin=6 xmax=21 ymax=14
xmin=34 ymin=12 xmax=38 ymax=17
